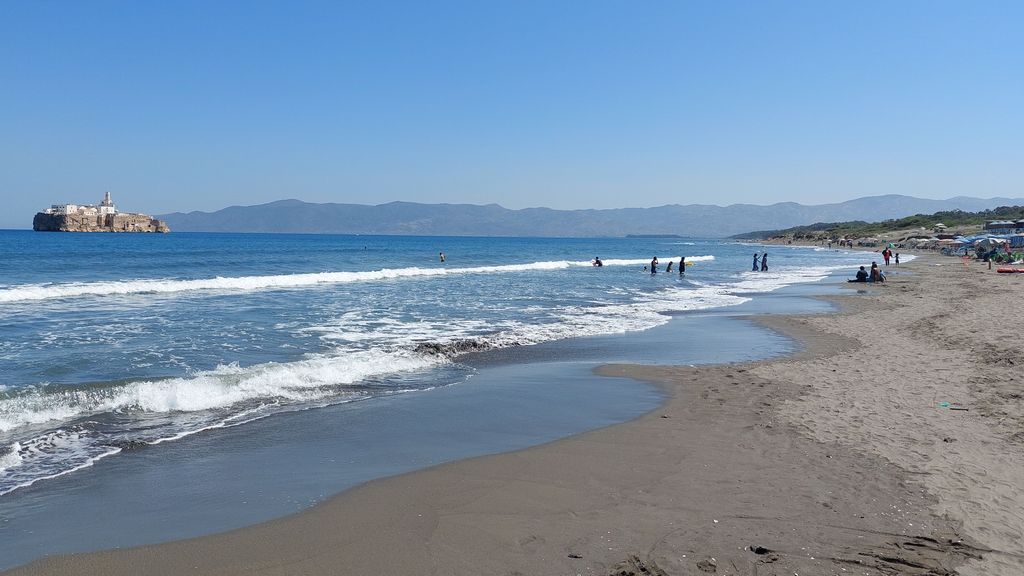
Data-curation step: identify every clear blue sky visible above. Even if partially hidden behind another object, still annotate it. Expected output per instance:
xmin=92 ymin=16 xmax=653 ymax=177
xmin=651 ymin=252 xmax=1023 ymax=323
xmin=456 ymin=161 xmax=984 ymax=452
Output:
xmin=2 ymin=0 xmax=1021 ymax=228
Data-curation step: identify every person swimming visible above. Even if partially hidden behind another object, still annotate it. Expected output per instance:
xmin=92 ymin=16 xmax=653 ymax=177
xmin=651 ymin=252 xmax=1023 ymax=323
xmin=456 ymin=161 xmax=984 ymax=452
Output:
xmin=593 ymin=257 xmax=603 ymax=267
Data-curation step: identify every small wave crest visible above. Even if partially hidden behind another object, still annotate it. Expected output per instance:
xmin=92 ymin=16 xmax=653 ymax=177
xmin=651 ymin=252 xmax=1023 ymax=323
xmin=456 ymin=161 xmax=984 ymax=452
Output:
xmin=0 ymin=350 xmax=439 ymax=433
xmin=0 ymin=350 xmax=442 ymax=496
xmin=728 ymin=265 xmax=847 ymax=293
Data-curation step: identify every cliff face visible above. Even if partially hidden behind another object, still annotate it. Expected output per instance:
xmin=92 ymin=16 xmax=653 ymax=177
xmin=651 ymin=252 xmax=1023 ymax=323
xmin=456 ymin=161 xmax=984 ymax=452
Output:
xmin=33 ymin=212 xmax=170 ymax=233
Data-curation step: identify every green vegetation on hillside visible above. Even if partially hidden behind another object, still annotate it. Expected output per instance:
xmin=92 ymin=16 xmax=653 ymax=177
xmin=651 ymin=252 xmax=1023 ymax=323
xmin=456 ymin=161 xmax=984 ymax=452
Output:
xmin=732 ymin=206 xmax=1024 ymax=240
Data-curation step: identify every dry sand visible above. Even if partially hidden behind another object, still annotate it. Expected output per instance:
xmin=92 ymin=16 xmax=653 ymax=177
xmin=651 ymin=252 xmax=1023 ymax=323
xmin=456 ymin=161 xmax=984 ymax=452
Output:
xmin=7 ymin=255 xmax=1022 ymax=576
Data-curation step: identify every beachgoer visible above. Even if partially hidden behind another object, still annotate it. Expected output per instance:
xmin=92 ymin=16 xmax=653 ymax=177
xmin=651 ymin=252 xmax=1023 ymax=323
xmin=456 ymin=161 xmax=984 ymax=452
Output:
xmin=651 ymin=257 xmax=658 ymax=274
xmin=665 ymin=261 xmax=673 ymax=273
xmin=642 ymin=265 xmax=648 ymax=272
xmin=848 ymin=266 xmax=868 ymax=282
xmin=593 ymin=257 xmax=603 ymax=267
xmin=752 ymin=253 xmax=760 ymax=271
xmin=760 ymin=252 xmax=768 ymax=271
xmin=869 ymin=262 xmax=885 ymax=282
xmin=439 ymin=252 xmax=446 ymax=262
xmin=679 ymin=256 xmax=686 ymax=275
xmin=883 ymin=249 xmax=890 ymax=266
xmin=895 ymin=253 xmax=900 ymax=266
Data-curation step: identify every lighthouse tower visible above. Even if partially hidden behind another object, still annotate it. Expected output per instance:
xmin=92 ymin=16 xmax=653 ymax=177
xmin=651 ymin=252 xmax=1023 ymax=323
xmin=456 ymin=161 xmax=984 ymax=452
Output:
xmin=98 ymin=191 xmax=117 ymax=215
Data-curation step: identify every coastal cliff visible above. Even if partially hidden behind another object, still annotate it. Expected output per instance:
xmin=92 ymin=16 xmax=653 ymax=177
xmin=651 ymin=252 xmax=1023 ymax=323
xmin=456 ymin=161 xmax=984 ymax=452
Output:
xmin=32 ymin=192 xmax=170 ymax=233
xmin=33 ymin=212 xmax=170 ymax=233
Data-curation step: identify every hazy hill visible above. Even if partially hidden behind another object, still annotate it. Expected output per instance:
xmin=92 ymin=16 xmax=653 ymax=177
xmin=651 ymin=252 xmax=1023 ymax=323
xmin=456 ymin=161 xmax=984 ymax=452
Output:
xmin=159 ymin=195 xmax=1024 ymax=238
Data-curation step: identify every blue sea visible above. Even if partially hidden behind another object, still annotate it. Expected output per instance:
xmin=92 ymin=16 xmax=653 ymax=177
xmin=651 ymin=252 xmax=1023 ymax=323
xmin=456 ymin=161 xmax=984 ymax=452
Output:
xmin=0 ymin=230 xmax=878 ymax=567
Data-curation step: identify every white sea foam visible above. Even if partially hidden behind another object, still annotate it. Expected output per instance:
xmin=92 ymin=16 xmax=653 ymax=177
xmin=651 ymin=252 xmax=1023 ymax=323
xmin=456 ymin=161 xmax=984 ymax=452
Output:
xmin=0 ymin=350 xmax=439 ymax=433
xmin=0 ymin=431 xmax=121 ymax=497
xmin=726 ymin=265 xmax=846 ymax=294
xmin=0 ymin=256 xmax=716 ymax=303
xmin=0 ymin=442 xmax=23 ymax=473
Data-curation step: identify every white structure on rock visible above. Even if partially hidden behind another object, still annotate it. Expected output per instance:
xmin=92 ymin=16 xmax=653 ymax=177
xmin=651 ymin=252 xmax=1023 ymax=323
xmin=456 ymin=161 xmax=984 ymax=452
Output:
xmin=44 ymin=191 xmax=118 ymax=216
xmin=35 ymin=192 xmax=169 ymax=233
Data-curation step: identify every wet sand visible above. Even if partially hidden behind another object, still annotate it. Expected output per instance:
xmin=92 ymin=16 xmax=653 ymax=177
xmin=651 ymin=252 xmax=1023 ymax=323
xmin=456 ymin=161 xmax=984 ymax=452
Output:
xmin=8 ymin=255 xmax=1023 ymax=575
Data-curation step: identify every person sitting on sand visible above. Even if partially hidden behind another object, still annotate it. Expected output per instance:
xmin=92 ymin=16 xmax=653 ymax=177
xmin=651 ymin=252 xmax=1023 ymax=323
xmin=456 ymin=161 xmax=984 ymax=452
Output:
xmin=848 ymin=266 xmax=868 ymax=282
xmin=869 ymin=262 xmax=885 ymax=282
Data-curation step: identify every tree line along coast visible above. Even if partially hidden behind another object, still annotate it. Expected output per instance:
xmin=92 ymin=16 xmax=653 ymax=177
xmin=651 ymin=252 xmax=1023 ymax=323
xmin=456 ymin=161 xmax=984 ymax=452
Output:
xmin=736 ymin=205 xmax=1024 ymax=264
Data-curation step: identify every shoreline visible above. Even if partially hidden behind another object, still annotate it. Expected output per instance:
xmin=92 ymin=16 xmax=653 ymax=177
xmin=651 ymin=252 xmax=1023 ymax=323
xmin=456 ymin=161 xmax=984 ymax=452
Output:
xmin=7 ymin=255 xmax=1023 ymax=575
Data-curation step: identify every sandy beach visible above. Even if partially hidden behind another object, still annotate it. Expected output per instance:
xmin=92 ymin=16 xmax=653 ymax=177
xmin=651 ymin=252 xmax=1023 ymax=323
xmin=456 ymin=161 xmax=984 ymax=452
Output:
xmin=7 ymin=255 xmax=1023 ymax=576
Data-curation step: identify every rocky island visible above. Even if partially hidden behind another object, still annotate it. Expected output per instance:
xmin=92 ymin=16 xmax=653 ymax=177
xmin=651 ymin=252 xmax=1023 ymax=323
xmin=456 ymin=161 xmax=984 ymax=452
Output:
xmin=33 ymin=192 xmax=170 ymax=233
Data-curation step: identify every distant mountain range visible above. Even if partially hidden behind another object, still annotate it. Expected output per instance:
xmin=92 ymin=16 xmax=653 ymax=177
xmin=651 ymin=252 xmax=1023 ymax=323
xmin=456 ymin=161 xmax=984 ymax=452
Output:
xmin=158 ymin=195 xmax=1024 ymax=238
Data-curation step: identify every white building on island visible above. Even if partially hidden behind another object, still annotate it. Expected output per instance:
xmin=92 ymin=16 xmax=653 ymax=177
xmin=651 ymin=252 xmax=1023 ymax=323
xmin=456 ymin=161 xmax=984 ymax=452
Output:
xmin=44 ymin=192 xmax=118 ymax=216
xmin=34 ymin=192 xmax=170 ymax=233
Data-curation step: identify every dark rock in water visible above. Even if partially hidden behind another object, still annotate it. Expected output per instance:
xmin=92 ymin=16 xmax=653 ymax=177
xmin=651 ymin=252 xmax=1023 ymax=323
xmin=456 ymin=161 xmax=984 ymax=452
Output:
xmin=111 ymin=440 xmax=149 ymax=451
xmin=749 ymin=545 xmax=772 ymax=555
xmin=413 ymin=339 xmax=496 ymax=358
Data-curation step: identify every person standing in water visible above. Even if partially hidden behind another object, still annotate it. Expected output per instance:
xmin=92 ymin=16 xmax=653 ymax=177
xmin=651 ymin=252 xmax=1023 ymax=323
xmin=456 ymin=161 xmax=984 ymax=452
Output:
xmin=752 ymin=253 xmax=760 ymax=271
xmin=679 ymin=256 xmax=686 ymax=275
xmin=439 ymin=252 xmax=446 ymax=263
xmin=760 ymin=252 xmax=768 ymax=271
xmin=666 ymin=260 xmax=674 ymax=273
xmin=650 ymin=256 xmax=658 ymax=274
xmin=895 ymin=253 xmax=900 ymax=267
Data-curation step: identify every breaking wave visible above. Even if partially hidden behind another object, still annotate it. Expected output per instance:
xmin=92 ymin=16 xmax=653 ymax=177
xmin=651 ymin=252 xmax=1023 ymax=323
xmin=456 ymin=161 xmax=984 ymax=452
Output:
xmin=0 ymin=256 xmax=716 ymax=303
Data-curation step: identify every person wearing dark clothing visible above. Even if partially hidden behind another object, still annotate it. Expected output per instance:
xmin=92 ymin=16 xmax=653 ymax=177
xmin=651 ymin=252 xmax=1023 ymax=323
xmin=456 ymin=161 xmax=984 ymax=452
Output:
xmin=665 ymin=261 xmax=673 ymax=273
xmin=593 ymin=257 xmax=603 ymax=267
xmin=848 ymin=266 xmax=869 ymax=282
xmin=650 ymin=257 xmax=658 ymax=274
xmin=752 ymin=253 xmax=760 ymax=271
xmin=895 ymin=253 xmax=900 ymax=266
xmin=679 ymin=256 xmax=686 ymax=275
xmin=760 ymin=252 xmax=768 ymax=271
